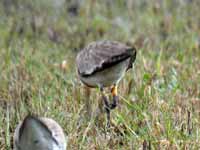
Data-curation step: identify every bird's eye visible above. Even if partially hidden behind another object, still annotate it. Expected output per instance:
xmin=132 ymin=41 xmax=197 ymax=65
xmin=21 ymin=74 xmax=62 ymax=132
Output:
xmin=33 ymin=140 xmax=39 ymax=144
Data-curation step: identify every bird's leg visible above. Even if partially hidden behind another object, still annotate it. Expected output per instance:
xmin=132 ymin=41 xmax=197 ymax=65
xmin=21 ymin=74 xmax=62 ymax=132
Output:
xmin=100 ymin=87 xmax=111 ymax=128
xmin=110 ymin=84 xmax=119 ymax=109
xmin=84 ymin=86 xmax=91 ymax=118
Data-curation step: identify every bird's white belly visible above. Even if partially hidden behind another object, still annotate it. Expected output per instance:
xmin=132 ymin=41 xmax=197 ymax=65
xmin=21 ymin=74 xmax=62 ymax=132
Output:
xmin=80 ymin=59 xmax=129 ymax=87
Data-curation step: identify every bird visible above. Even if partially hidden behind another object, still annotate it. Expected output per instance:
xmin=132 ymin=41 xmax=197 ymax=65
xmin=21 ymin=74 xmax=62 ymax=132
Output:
xmin=76 ymin=40 xmax=137 ymax=127
xmin=13 ymin=115 xmax=67 ymax=150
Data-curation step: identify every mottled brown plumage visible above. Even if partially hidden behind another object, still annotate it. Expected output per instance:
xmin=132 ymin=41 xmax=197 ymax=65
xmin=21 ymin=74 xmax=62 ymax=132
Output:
xmin=76 ymin=40 xmax=136 ymax=77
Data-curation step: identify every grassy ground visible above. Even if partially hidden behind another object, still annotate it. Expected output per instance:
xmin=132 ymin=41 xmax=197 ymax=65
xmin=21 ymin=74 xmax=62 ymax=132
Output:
xmin=0 ymin=0 xmax=200 ymax=149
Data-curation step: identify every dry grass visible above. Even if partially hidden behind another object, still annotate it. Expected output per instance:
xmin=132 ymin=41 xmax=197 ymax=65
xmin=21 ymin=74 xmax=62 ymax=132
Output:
xmin=0 ymin=0 xmax=200 ymax=149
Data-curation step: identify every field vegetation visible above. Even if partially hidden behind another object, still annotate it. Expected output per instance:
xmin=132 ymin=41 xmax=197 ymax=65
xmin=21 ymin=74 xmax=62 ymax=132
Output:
xmin=0 ymin=0 xmax=200 ymax=149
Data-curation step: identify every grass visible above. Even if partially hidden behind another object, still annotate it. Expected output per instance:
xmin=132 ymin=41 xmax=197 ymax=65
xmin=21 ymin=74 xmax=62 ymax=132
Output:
xmin=0 ymin=0 xmax=200 ymax=149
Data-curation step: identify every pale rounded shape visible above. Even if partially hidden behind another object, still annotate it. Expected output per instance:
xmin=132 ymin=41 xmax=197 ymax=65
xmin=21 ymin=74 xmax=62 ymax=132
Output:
xmin=13 ymin=117 xmax=67 ymax=150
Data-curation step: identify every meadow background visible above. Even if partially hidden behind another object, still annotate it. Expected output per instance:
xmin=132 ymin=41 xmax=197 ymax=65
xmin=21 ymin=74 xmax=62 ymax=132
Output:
xmin=0 ymin=0 xmax=200 ymax=149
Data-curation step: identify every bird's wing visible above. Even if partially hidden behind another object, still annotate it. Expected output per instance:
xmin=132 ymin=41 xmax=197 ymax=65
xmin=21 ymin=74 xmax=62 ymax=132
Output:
xmin=76 ymin=40 xmax=136 ymax=76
